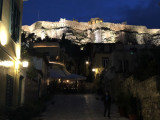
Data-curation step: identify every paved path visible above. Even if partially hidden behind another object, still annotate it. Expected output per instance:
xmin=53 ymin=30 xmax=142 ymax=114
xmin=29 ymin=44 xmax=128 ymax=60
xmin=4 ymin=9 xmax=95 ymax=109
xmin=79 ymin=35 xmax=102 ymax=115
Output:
xmin=34 ymin=94 xmax=128 ymax=120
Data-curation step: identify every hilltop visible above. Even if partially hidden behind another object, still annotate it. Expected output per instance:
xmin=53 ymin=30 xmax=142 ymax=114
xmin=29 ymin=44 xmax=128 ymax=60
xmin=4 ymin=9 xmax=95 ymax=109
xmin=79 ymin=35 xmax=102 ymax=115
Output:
xmin=22 ymin=18 xmax=160 ymax=45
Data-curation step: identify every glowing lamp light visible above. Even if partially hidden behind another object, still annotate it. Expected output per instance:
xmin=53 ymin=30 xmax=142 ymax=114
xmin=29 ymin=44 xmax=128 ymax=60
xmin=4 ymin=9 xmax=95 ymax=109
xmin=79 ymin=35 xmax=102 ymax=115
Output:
xmin=92 ymin=68 xmax=96 ymax=72
xmin=0 ymin=61 xmax=14 ymax=67
xmin=86 ymin=61 xmax=89 ymax=65
xmin=47 ymin=80 xmax=50 ymax=86
xmin=22 ymin=61 xmax=29 ymax=68
xmin=15 ymin=61 xmax=20 ymax=69
xmin=16 ymin=45 xmax=21 ymax=60
xmin=80 ymin=47 xmax=84 ymax=50
xmin=66 ymin=80 xmax=69 ymax=83
xmin=0 ymin=30 xmax=7 ymax=46
xmin=58 ymin=79 xmax=61 ymax=83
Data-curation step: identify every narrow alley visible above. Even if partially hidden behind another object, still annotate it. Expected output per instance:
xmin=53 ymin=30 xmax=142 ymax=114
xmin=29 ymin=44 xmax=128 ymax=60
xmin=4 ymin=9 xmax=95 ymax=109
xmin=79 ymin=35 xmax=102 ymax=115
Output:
xmin=34 ymin=94 xmax=128 ymax=120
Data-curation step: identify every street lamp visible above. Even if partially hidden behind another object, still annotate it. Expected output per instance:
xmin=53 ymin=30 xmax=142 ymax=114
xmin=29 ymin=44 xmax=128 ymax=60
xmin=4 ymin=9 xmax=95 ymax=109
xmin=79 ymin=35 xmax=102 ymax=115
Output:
xmin=66 ymin=80 xmax=69 ymax=83
xmin=92 ymin=68 xmax=96 ymax=72
xmin=86 ymin=61 xmax=89 ymax=65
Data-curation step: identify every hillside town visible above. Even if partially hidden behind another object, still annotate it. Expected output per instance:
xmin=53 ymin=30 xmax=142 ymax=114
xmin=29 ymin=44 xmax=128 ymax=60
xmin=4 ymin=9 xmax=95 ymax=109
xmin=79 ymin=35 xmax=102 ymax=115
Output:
xmin=0 ymin=0 xmax=160 ymax=120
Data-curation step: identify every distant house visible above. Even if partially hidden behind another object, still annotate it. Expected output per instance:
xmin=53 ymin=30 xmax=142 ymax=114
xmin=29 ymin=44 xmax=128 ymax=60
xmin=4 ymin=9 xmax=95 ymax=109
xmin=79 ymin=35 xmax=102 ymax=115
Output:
xmin=101 ymin=44 xmax=151 ymax=91
xmin=84 ymin=43 xmax=115 ymax=81
xmin=88 ymin=18 xmax=103 ymax=25
xmin=23 ymin=56 xmax=48 ymax=103
xmin=0 ymin=0 xmax=23 ymax=110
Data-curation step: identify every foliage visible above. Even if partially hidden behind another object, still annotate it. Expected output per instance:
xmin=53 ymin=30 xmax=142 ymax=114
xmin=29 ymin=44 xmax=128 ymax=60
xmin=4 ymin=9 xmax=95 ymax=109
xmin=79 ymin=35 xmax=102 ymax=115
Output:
xmin=133 ymin=47 xmax=160 ymax=81
xmin=59 ymin=38 xmax=81 ymax=60
xmin=21 ymin=45 xmax=38 ymax=79
xmin=116 ymin=90 xmax=138 ymax=116
xmin=126 ymin=93 xmax=137 ymax=114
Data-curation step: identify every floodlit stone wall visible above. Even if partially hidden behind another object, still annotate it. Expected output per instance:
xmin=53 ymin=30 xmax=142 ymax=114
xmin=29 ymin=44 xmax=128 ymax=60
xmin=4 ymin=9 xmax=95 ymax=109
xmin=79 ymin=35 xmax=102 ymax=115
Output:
xmin=22 ymin=18 xmax=160 ymax=45
xmin=22 ymin=18 xmax=160 ymax=34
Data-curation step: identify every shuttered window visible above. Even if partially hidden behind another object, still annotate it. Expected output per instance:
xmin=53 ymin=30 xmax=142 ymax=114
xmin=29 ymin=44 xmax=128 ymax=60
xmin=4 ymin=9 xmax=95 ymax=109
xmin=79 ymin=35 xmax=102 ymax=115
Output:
xmin=10 ymin=0 xmax=20 ymax=42
xmin=102 ymin=57 xmax=109 ymax=68
xmin=0 ymin=0 xmax=3 ymax=20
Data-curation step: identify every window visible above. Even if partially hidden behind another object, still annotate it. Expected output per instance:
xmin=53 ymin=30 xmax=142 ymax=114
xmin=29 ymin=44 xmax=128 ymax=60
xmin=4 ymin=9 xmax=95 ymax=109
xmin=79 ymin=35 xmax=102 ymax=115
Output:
xmin=10 ymin=0 xmax=20 ymax=42
xmin=118 ymin=60 xmax=129 ymax=73
xmin=102 ymin=57 xmax=109 ymax=68
xmin=0 ymin=0 xmax=3 ymax=20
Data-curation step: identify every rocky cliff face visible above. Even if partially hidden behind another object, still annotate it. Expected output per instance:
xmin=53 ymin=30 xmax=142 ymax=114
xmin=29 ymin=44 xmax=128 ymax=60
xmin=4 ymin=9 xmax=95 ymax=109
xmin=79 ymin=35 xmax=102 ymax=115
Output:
xmin=22 ymin=19 xmax=160 ymax=45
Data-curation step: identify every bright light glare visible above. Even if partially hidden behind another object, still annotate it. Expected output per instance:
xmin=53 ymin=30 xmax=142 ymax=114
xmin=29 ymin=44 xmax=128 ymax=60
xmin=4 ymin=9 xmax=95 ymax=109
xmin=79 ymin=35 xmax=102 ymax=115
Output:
xmin=80 ymin=47 xmax=84 ymax=50
xmin=47 ymin=80 xmax=50 ymax=86
xmin=58 ymin=79 xmax=61 ymax=83
xmin=0 ymin=30 xmax=7 ymax=46
xmin=66 ymin=80 xmax=69 ymax=83
xmin=0 ymin=61 xmax=14 ymax=67
xmin=86 ymin=61 xmax=89 ymax=65
xmin=16 ymin=45 xmax=21 ymax=60
xmin=22 ymin=61 xmax=29 ymax=67
xmin=15 ymin=61 xmax=21 ymax=69
xmin=92 ymin=68 xmax=96 ymax=72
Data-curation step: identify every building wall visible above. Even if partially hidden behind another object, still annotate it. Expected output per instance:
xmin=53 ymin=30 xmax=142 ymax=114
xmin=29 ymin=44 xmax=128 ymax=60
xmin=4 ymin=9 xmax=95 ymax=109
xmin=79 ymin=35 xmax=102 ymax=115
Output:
xmin=0 ymin=0 xmax=23 ymax=111
xmin=92 ymin=53 xmax=111 ymax=68
xmin=111 ymin=45 xmax=148 ymax=73
xmin=33 ymin=56 xmax=48 ymax=97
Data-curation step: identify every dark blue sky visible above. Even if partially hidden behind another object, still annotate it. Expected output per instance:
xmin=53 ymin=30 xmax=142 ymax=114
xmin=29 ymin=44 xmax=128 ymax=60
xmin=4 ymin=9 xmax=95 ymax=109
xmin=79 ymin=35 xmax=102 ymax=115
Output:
xmin=22 ymin=0 xmax=160 ymax=28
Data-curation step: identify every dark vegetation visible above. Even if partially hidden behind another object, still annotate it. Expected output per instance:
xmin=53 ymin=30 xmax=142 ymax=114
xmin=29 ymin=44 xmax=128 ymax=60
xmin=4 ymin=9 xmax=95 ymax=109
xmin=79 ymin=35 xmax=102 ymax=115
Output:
xmin=133 ymin=47 xmax=160 ymax=81
xmin=59 ymin=38 xmax=81 ymax=61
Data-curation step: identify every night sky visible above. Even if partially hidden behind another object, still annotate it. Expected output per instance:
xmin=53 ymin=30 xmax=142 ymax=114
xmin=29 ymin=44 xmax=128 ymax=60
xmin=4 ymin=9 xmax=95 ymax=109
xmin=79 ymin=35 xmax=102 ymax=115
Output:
xmin=23 ymin=0 xmax=160 ymax=28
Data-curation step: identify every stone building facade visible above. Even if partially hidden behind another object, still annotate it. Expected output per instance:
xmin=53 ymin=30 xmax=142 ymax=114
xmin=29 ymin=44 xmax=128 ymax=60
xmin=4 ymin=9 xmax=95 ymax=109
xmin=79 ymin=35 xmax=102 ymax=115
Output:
xmin=0 ymin=0 xmax=23 ymax=111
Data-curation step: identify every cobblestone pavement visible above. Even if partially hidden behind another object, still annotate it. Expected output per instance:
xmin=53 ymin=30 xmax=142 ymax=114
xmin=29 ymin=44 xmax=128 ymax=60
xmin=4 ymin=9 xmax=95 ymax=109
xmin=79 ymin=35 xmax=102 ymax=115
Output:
xmin=34 ymin=94 xmax=129 ymax=120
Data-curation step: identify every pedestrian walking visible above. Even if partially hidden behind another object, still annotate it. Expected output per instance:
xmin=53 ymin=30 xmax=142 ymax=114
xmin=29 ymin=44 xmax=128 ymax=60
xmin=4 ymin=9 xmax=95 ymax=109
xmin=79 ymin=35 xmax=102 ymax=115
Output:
xmin=102 ymin=90 xmax=111 ymax=118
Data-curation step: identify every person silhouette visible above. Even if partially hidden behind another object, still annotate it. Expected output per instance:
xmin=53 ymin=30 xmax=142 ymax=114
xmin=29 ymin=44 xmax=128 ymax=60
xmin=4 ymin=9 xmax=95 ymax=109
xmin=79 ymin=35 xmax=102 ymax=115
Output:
xmin=103 ymin=91 xmax=111 ymax=118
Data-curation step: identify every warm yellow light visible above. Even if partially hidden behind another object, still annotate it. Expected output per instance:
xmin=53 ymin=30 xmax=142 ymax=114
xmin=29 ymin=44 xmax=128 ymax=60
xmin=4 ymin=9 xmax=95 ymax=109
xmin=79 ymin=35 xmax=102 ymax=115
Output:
xmin=56 ymin=56 xmax=59 ymax=60
xmin=16 ymin=44 xmax=21 ymax=60
xmin=66 ymin=80 xmax=69 ymax=83
xmin=47 ymin=80 xmax=50 ymax=86
xmin=0 ymin=30 xmax=7 ymax=46
xmin=86 ymin=61 xmax=89 ymax=65
xmin=15 ymin=61 xmax=20 ymax=69
xmin=58 ymin=79 xmax=61 ymax=83
xmin=49 ymin=61 xmax=64 ymax=66
xmin=22 ymin=61 xmax=29 ymax=67
xmin=95 ymin=69 xmax=98 ymax=74
xmin=0 ymin=61 xmax=14 ymax=67
xmin=92 ymin=68 xmax=99 ymax=74
xmin=33 ymin=45 xmax=58 ymax=48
